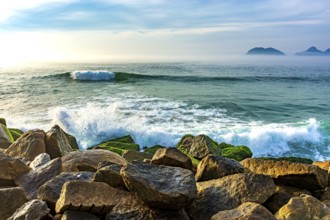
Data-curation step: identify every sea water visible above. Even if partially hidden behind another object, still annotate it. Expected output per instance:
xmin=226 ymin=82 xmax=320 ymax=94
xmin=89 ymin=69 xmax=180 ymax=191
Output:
xmin=1 ymin=57 xmax=330 ymax=160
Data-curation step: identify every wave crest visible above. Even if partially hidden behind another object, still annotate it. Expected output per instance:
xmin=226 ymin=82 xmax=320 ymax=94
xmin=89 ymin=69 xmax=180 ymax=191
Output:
xmin=70 ymin=70 xmax=116 ymax=81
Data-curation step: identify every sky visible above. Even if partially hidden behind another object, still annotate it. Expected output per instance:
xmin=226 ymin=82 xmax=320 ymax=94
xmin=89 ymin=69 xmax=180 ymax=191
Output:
xmin=0 ymin=0 xmax=329 ymax=63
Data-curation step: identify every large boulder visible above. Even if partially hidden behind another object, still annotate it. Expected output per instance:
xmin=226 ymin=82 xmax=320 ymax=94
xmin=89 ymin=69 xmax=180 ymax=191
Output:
xmin=176 ymin=134 xmax=221 ymax=159
xmin=5 ymin=129 xmax=46 ymax=161
xmin=241 ymin=158 xmax=328 ymax=191
xmin=29 ymin=153 xmax=51 ymax=170
xmin=45 ymin=125 xmax=74 ymax=159
xmin=121 ymin=161 xmax=197 ymax=210
xmin=264 ymin=189 xmax=292 ymax=214
xmin=275 ymin=194 xmax=330 ymax=220
xmin=187 ymin=173 xmax=275 ymax=220
xmin=16 ymin=158 xmax=62 ymax=200
xmin=38 ymin=172 xmax=94 ymax=211
xmin=151 ymin=147 xmax=193 ymax=170
xmin=0 ymin=152 xmax=30 ymax=186
xmin=221 ymin=145 xmax=253 ymax=161
xmin=7 ymin=199 xmax=50 ymax=220
xmin=61 ymin=149 xmax=126 ymax=172
xmin=61 ymin=210 xmax=99 ymax=220
xmin=122 ymin=150 xmax=153 ymax=162
xmin=211 ymin=202 xmax=276 ymax=220
xmin=93 ymin=164 xmax=125 ymax=189
xmin=0 ymin=124 xmax=14 ymax=149
xmin=0 ymin=187 xmax=27 ymax=220
xmin=106 ymin=191 xmax=189 ymax=220
xmin=195 ymin=155 xmax=244 ymax=181
xmin=55 ymin=180 xmax=127 ymax=214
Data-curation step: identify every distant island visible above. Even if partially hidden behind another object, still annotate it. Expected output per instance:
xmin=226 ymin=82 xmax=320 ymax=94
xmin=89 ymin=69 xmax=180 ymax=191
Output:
xmin=295 ymin=46 xmax=330 ymax=56
xmin=246 ymin=47 xmax=285 ymax=56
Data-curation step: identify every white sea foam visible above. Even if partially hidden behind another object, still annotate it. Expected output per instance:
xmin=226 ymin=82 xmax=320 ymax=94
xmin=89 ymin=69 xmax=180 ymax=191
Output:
xmin=70 ymin=70 xmax=115 ymax=81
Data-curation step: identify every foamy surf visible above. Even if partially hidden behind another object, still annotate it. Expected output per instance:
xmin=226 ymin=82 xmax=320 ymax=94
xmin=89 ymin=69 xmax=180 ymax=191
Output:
xmin=70 ymin=70 xmax=116 ymax=81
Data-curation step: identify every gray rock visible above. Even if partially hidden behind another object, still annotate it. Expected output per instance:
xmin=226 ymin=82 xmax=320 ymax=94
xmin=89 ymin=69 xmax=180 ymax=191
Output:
xmin=121 ymin=161 xmax=197 ymax=210
xmin=5 ymin=129 xmax=46 ymax=161
xmin=195 ymin=155 xmax=244 ymax=181
xmin=61 ymin=210 xmax=99 ymax=220
xmin=211 ymin=202 xmax=276 ymax=220
xmin=55 ymin=180 xmax=128 ymax=214
xmin=93 ymin=164 xmax=125 ymax=189
xmin=38 ymin=172 xmax=94 ymax=211
xmin=151 ymin=147 xmax=192 ymax=170
xmin=16 ymin=158 xmax=62 ymax=200
xmin=62 ymin=150 xmax=126 ymax=172
xmin=45 ymin=125 xmax=74 ymax=159
xmin=29 ymin=153 xmax=51 ymax=170
xmin=7 ymin=199 xmax=50 ymax=220
xmin=187 ymin=173 xmax=275 ymax=220
xmin=0 ymin=187 xmax=27 ymax=220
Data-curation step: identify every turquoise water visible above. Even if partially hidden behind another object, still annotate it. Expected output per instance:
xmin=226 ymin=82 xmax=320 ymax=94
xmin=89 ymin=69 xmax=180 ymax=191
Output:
xmin=1 ymin=58 xmax=330 ymax=160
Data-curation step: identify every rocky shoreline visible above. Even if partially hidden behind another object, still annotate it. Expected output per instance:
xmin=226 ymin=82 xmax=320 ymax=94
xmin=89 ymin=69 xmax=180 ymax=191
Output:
xmin=1 ymin=118 xmax=330 ymax=220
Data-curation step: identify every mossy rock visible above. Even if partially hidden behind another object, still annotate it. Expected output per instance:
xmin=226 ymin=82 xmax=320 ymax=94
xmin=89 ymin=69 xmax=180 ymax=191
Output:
xmin=257 ymin=157 xmax=313 ymax=164
xmin=143 ymin=145 xmax=165 ymax=154
xmin=0 ymin=124 xmax=14 ymax=143
xmin=98 ymin=141 xmax=139 ymax=151
xmin=222 ymin=145 xmax=253 ymax=161
xmin=176 ymin=134 xmax=194 ymax=148
xmin=93 ymin=146 xmax=125 ymax=156
xmin=109 ymin=135 xmax=135 ymax=144
xmin=63 ymin=131 xmax=79 ymax=150
xmin=0 ymin=118 xmax=6 ymax=126
xmin=219 ymin=142 xmax=235 ymax=149
xmin=8 ymin=128 xmax=23 ymax=141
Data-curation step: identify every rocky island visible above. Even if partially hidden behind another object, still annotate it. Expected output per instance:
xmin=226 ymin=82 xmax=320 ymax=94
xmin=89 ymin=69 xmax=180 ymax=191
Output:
xmin=246 ymin=47 xmax=285 ymax=56
xmin=295 ymin=46 xmax=330 ymax=56
xmin=1 ymin=117 xmax=330 ymax=220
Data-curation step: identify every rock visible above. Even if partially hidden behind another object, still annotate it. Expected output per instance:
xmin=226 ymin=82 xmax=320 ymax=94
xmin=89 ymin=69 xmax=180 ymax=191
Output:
xmin=314 ymin=160 xmax=330 ymax=170
xmin=264 ymin=191 xmax=292 ymax=214
xmin=121 ymin=161 xmax=197 ymax=210
xmin=176 ymin=134 xmax=221 ymax=159
xmin=323 ymin=214 xmax=330 ymax=220
xmin=187 ymin=173 xmax=275 ymax=220
xmin=62 ymin=149 xmax=126 ymax=172
xmin=106 ymin=191 xmax=189 ymax=220
xmin=45 ymin=125 xmax=74 ymax=159
xmin=143 ymin=145 xmax=165 ymax=154
xmin=63 ymin=131 xmax=79 ymax=150
xmin=276 ymin=185 xmax=311 ymax=197
xmin=275 ymin=194 xmax=330 ymax=220
xmin=314 ymin=187 xmax=330 ymax=202
xmin=5 ymin=129 xmax=46 ymax=161
xmin=211 ymin=202 xmax=276 ymax=220
xmin=94 ymin=135 xmax=140 ymax=156
xmin=0 ymin=187 xmax=27 ymax=220
xmin=8 ymin=128 xmax=24 ymax=141
xmin=247 ymin=47 xmax=285 ymax=55
xmin=55 ymin=180 xmax=127 ymax=214
xmin=7 ymin=199 xmax=50 ymax=220
xmin=151 ymin=147 xmax=192 ymax=170
xmin=195 ymin=155 xmax=244 ymax=181
xmin=0 ymin=118 xmax=6 ymax=126
xmin=241 ymin=158 xmax=328 ymax=191
xmin=123 ymin=150 xmax=153 ymax=162
xmin=29 ymin=153 xmax=51 ymax=170
xmin=0 ymin=124 xmax=13 ymax=149
xmin=16 ymin=158 xmax=62 ymax=200
xmin=221 ymin=146 xmax=253 ymax=161
xmin=93 ymin=164 xmax=125 ymax=189
xmin=76 ymin=163 xmax=97 ymax=172
xmin=61 ymin=210 xmax=99 ymax=220
xmin=38 ymin=172 xmax=94 ymax=212
xmin=0 ymin=152 xmax=30 ymax=186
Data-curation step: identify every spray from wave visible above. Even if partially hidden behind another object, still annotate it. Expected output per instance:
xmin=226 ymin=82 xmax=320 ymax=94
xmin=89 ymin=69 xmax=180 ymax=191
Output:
xmin=70 ymin=70 xmax=116 ymax=81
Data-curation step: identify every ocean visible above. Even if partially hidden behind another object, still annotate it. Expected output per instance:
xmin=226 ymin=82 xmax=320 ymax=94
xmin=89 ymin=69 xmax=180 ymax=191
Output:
xmin=1 ymin=56 xmax=330 ymax=161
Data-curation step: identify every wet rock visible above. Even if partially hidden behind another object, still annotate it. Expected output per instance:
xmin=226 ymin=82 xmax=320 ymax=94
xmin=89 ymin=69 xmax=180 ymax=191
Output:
xmin=45 ymin=125 xmax=74 ymax=159
xmin=29 ymin=153 xmax=51 ymax=170
xmin=8 ymin=199 xmax=50 ymax=220
xmin=187 ymin=173 xmax=275 ymax=220
xmin=55 ymin=180 xmax=127 ymax=214
xmin=151 ymin=147 xmax=192 ymax=170
xmin=0 ymin=152 xmax=30 ymax=186
xmin=16 ymin=158 xmax=62 ymax=200
xmin=38 ymin=172 xmax=94 ymax=212
xmin=0 ymin=187 xmax=27 ymax=220
xmin=0 ymin=124 xmax=13 ymax=149
xmin=275 ymin=194 xmax=330 ymax=220
xmin=61 ymin=210 xmax=99 ymax=220
xmin=123 ymin=150 xmax=153 ymax=162
xmin=5 ymin=129 xmax=46 ymax=161
xmin=211 ymin=202 xmax=276 ymax=220
xmin=241 ymin=158 xmax=328 ymax=191
xmin=62 ymin=150 xmax=126 ymax=172
xmin=195 ymin=155 xmax=244 ymax=181
xmin=93 ymin=164 xmax=125 ymax=189
xmin=121 ymin=161 xmax=197 ymax=210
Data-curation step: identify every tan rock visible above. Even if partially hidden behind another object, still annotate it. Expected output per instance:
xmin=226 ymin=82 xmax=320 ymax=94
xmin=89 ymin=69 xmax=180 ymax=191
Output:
xmin=275 ymin=194 xmax=330 ymax=220
xmin=5 ymin=129 xmax=46 ymax=161
xmin=241 ymin=158 xmax=328 ymax=191
xmin=61 ymin=210 xmax=99 ymax=220
xmin=195 ymin=155 xmax=243 ymax=181
xmin=121 ymin=161 xmax=197 ymax=210
xmin=45 ymin=125 xmax=74 ymax=159
xmin=55 ymin=180 xmax=127 ymax=214
xmin=314 ymin=160 xmax=330 ymax=170
xmin=151 ymin=147 xmax=192 ymax=170
xmin=62 ymin=149 xmax=126 ymax=172
xmin=211 ymin=202 xmax=276 ymax=220
xmin=93 ymin=164 xmax=125 ymax=189
xmin=0 ymin=124 xmax=12 ymax=149
xmin=276 ymin=185 xmax=312 ymax=197
xmin=123 ymin=150 xmax=153 ymax=162
xmin=187 ymin=173 xmax=275 ymax=220
xmin=0 ymin=187 xmax=27 ymax=220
